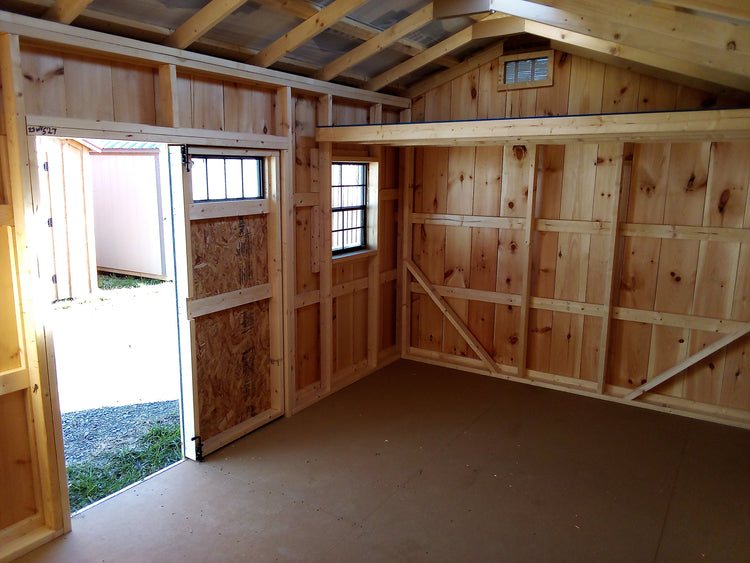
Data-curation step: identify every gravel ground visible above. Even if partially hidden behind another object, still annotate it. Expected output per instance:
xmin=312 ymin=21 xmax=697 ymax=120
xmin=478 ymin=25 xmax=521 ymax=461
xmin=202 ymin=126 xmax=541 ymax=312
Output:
xmin=62 ymin=400 xmax=180 ymax=466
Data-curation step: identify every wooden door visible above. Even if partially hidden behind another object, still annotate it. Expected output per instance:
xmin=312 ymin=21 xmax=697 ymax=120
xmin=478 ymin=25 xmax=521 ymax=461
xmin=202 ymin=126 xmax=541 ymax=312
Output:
xmin=172 ymin=146 xmax=284 ymax=460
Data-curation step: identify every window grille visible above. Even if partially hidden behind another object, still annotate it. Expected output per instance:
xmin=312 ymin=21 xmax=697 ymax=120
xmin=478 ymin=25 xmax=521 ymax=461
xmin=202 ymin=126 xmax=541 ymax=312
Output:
xmin=190 ymin=156 xmax=263 ymax=202
xmin=331 ymin=162 xmax=367 ymax=254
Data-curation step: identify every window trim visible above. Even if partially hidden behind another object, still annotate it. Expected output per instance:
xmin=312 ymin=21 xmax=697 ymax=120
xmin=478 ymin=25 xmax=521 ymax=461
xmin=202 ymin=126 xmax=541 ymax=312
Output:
xmin=331 ymin=156 xmax=379 ymax=259
xmin=497 ymin=49 xmax=554 ymax=91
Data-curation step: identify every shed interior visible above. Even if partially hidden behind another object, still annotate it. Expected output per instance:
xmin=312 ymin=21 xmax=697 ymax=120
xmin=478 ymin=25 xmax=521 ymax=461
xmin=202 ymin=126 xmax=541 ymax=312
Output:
xmin=0 ymin=1 xmax=749 ymax=559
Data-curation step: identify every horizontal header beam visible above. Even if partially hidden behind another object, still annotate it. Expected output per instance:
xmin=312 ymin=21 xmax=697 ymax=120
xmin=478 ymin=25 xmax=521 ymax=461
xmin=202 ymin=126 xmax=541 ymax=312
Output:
xmin=316 ymin=108 xmax=750 ymax=146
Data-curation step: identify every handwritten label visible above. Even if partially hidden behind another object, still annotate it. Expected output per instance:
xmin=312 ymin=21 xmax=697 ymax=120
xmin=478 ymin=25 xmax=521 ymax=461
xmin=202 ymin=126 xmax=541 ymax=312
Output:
xmin=27 ymin=126 xmax=57 ymax=136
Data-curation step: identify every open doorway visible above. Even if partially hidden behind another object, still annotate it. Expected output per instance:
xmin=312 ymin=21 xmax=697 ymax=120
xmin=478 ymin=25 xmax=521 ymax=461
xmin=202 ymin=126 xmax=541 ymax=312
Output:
xmin=35 ymin=137 xmax=183 ymax=512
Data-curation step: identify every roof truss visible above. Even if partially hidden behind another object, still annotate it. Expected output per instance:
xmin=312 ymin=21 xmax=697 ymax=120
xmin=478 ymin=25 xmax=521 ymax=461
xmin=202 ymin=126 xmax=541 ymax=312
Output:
xmin=6 ymin=0 xmax=750 ymax=95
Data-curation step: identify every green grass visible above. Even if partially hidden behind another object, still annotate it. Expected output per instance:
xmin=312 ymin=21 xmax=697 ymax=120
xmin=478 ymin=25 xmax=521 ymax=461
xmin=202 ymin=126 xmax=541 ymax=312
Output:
xmin=97 ymin=272 xmax=165 ymax=291
xmin=66 ymin=421 xmax=182 ymax=512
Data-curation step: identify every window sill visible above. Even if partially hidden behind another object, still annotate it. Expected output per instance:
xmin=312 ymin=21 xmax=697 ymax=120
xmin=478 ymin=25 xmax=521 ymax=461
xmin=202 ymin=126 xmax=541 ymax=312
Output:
xmin=332 ymin=248 xmax=377 ymax=264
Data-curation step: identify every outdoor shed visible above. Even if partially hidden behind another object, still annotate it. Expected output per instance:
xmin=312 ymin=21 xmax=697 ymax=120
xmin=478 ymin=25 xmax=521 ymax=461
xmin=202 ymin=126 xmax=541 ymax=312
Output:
xmin=0 ymin=1 xmax=749 ymax=560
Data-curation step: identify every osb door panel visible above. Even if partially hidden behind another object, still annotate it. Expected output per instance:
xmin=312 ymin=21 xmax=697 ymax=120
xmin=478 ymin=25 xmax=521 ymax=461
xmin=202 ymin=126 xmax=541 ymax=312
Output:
xmin=178 ymin=147 xmax=283 ymax=460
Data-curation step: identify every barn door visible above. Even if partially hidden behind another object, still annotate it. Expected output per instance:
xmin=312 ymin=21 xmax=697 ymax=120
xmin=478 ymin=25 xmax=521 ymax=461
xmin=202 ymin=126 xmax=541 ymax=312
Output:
xmin=171 ymin=146 xmax=284 ymax=460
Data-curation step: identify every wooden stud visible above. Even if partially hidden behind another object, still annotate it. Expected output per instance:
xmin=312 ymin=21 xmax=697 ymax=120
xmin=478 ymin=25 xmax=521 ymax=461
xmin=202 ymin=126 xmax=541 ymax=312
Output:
xmin=266 ymin=154 xmax=285 ymax=413
xmin=367 ymin=104 xmax=382 ymax=368
xmin=516 ymin=144 xmax=537 ymax=378
xmin=157 ymin=64 xmax=179 ymax=128
xmin=399 ymin=146 xmax=415 ymax=355
xmin=318 ymin=94 xmax=333 ymax=395
xmin=276 ymin=86 xmax=296 ymax=415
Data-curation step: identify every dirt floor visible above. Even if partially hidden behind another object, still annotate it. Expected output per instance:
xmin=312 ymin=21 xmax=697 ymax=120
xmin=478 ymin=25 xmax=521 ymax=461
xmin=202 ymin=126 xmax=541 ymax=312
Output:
xmin=50 ymin=282 xmax=181 ymax=414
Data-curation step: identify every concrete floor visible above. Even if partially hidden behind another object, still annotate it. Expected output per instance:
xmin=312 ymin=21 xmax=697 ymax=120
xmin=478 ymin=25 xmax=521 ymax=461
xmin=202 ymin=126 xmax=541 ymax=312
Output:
xmin=20 ymin=360 xmax=750 ymax=562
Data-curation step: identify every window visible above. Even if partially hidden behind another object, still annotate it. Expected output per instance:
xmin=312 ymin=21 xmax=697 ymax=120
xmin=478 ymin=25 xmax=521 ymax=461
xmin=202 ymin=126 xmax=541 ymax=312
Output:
xmin=498 ymin=50 xmax=554 ymax=91
xmin=331 ymin=162 xmax=368 ymax=254
xmin=190 ymin=155 xmax=263 ymax=202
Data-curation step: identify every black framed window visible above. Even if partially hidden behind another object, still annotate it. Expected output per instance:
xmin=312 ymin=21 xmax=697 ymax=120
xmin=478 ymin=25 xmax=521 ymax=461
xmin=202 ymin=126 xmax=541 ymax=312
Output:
xmin=331 ymin=162 xmax=367 ymax=254
xmin=190 ymin=156 xmax=263 ymax=202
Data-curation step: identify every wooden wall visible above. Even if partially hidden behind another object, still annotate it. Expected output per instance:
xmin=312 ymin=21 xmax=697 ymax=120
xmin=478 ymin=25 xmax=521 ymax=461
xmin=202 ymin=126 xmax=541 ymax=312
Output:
xmin=2 ymin=33 xmax=405 ymax=558
xmin=405 ymin=51 xmax=750 ymax=425
xmin=16 ymin=44 xmax=402 ymax=418
xmin=289 ymin=94 xmax=400 ymax=413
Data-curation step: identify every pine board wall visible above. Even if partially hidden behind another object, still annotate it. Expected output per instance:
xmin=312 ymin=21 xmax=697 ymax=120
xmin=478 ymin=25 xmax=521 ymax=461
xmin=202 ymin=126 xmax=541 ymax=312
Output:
xmin=17 ymin=44 xmax=403 ymax=415
xmin=405 ymin=51 xmax=750 ymax=425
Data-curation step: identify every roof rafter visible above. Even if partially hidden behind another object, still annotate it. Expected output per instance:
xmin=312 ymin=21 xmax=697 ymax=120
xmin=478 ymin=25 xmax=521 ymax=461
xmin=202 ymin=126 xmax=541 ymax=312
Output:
xmin=364 ymin=13 xmax=525 ymax=92
xmin=525 ymin=20 xmax=750 ymax=92
xmin=249 ymin=0 xmax=369 ymax=68
xmin=316 ymin=3 xmax=435 ymax=82
xmin=164 ymin=0 xmax=249 ymax=49
xmin=365 ymin=27 xmax=474 ymax=91
xmin=28 ymin=1 xmax=372 ymax=85
xmin=658 ymin=0 xmax=750 ymax=24
xmin=496 ymin=0 xmax=750 ymax=74
xmin=43 ymin=0 xmax=94 ymax=24
xmin=251 ymin=0 xmax=462 ymax=69
xmin=406 ymin=40 xmax=505 ymax=98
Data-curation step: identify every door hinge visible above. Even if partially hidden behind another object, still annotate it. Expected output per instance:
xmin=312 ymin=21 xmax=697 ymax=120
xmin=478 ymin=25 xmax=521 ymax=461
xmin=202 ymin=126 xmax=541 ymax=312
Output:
xmin=181 ymin=145 xmax=191 ymax=173
xmin=51 ymin=274 xmax=57 ymax=284
xmin=43 ymin=162 xmax=49 ymax=172
xmin=47 ymin=217 xmax=53 ymax=228
xmin=191 ymin=435 xmax=203 ymax=462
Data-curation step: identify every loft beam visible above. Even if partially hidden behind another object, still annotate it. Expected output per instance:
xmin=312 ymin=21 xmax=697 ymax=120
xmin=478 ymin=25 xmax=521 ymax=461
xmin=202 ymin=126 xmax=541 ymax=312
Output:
xmin=316 ymin=108 xmax=750 ymax=146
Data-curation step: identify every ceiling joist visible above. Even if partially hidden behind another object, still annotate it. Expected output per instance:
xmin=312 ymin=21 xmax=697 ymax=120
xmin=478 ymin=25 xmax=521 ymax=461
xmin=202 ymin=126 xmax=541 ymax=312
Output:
xmin=249 ymin=0 xmax=369 ymax=68
xmin=316 ymin=3 xmax=435 ymax=82
xmin=164 ymin=0 xmax=249 ymax=50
